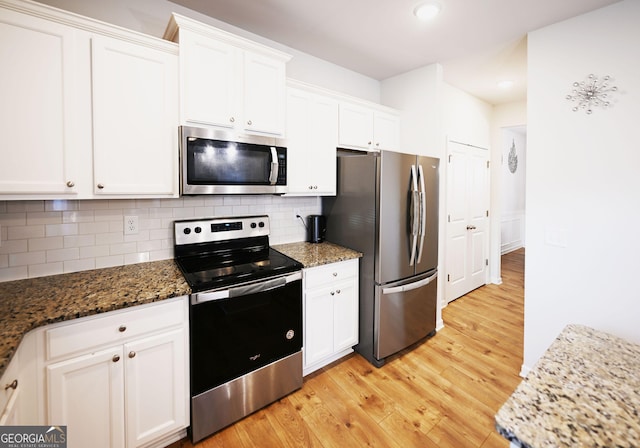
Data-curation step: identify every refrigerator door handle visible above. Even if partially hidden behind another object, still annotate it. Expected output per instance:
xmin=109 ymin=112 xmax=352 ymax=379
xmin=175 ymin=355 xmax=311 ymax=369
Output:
xmin=409 ymin=165 xmax=419 ymax=266
xmin=382 ymin=271 xmax=438 ymax=295
xmin=416 ymin=164 xmax=427 ymax=264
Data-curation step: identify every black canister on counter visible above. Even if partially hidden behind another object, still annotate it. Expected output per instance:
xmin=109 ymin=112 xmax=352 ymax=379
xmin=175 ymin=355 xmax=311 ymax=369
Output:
xmin=307 ymin=215 xmax=326 ymax=243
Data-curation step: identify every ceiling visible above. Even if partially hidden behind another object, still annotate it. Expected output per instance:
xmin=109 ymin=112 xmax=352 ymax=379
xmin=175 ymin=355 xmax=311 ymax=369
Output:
xmin=170 ymin=0 xmax=620 ymax=105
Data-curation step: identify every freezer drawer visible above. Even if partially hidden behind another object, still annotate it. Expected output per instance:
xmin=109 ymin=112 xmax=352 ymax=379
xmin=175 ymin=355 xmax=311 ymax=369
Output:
xmin=374 ymin=270 xmax=437 ymax=360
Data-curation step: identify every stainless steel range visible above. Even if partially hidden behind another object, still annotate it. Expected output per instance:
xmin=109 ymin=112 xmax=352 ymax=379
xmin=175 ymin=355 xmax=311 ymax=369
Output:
xmin=173 ymin=215 xmax=303 ymax=443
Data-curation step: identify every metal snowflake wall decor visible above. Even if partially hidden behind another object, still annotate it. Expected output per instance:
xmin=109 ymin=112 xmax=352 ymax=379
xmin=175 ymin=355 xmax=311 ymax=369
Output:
xmin=508 ymin=139 xmax=518 ymax=174
xmin=566 ymin=74 xmax=618 ymax=114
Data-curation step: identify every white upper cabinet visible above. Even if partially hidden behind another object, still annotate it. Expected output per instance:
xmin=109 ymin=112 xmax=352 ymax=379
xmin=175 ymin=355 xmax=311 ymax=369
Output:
xmin=91 ymin=36 xmax=178 ymax=196
xmin=0 ymin=0 xmax=179 ymax=200
xmin=0 ymin=8 xmax=82 ymax=197
xmin=165 ymin=14 xmax=291 ymax=138
xmin=285 ymin=84 xmax=338 ymax=196
xmin=338 ymin=102 xmax=400 ymax=151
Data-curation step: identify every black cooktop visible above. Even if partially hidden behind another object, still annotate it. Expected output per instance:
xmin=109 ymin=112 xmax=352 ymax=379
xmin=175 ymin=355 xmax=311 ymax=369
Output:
xmin=173 ymin=216 xmax=302 ymax=293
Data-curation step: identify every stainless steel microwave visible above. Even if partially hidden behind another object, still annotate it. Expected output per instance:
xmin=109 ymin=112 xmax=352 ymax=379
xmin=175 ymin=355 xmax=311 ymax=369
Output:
xmin=179 ymin=126 xmax=287 ymax=195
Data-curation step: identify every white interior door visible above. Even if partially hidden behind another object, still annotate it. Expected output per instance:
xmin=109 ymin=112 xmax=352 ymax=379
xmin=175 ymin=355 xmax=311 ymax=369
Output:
xmin=446 ymin=141 xmax=490 ymax=303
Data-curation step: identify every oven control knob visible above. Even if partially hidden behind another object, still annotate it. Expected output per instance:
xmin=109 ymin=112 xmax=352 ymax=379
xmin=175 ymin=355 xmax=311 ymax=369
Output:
xmin=250 ymin=222 xmax=257 ymax=229
xmin=285 ymin=329 xmax=295 ymax=340
xmin=183 ymin=228 xmax=191 ymax=235
xmin=258 ymin=221 xmax=265 ymax=228
xmin=194 ymin=226 xmax=202 ymax=233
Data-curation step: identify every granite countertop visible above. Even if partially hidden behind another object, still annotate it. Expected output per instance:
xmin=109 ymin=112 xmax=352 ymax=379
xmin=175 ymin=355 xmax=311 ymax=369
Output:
xmin=273 ymin=241 xmax=362 ymax=268
xmin=0 ymin=260 xmax=191 ymax=378
xmin=495 ymin=324 xmax=640 ymax=447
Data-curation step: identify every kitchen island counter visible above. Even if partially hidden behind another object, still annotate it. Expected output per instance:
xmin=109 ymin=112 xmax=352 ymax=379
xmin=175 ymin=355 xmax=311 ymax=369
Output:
xmin=0 ymin=260 xmax=190 ymax=378
xmin=495 ymin=324 xmax=640 ymax=448
xmin=273 ymin=241 xmax=362 ymax=268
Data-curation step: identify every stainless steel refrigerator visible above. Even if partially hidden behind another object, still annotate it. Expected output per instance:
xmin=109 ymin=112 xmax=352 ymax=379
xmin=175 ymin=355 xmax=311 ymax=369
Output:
xmin=322 ymin=149 xmax=439 ymax=367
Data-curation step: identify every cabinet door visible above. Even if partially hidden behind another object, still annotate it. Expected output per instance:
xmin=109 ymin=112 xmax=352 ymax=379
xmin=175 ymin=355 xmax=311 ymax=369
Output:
xmin=338 ymin=103 xmax=373 ymax=150
xmin=243 ymin=51 xmax=287 ymax=136
xmin=124 ymin=329 xmax=187 ymax=448
xmin=304 ymin=287 xmax=334 ymax=367
xmin=0 ymin=350 xmax=20 ymax=426
xmin=179 ymin=29 xmax=238 ymax=129
xmin=373 ymin=111 xmax=400 ymax=151
xmin=0 ymin=10 xmax=81 ymax=196
xmin=333 ymin=279 xmax=359 ymax=352
xmin=286 ymin=88 xmax=338 ymax=195
xmin=47 ymin=347 xmax=125 ymax=448
xmin=91 ymin=36 xmax=178 ymax=196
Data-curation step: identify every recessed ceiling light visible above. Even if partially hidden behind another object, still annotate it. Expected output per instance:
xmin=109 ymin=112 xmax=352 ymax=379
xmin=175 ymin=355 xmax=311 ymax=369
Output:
xmin=497 ymin=80 xmax=515 ymax=89
xmin=413 ymin=1 xmax=442 ymax=21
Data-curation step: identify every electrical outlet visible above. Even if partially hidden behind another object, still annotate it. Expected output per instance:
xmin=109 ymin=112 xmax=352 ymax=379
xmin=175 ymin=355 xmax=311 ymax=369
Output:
xmin=124 ymin=215 xmax=139 ymax=235
xmin=293 ymin=208 xmax=302 ymax=222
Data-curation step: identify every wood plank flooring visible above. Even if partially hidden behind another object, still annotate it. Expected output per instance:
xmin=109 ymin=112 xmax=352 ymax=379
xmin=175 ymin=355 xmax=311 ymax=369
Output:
xmin=169 ymin=249 xmax=524 ymax=448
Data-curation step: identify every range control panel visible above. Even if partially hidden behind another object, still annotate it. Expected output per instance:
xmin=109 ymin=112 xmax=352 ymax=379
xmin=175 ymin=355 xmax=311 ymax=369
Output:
xmin=174 ymin=215 xmax=270 ymax=246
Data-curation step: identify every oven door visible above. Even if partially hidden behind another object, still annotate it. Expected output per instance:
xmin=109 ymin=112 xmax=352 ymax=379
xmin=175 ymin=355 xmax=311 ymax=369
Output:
xmin=189 ymin=272 xmax=302 ymax=396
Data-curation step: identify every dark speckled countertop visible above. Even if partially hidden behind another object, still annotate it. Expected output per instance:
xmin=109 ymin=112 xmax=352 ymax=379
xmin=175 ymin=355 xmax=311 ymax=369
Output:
xmin=273 ymin=241 xmax=362 ymax=268
xmin=0 ymin=260 xmax=190 ymax=378
xmin=495 ymin=324 xmax=640 ymax=447
xmin=0 ymin=242 xmax=360 ymax=379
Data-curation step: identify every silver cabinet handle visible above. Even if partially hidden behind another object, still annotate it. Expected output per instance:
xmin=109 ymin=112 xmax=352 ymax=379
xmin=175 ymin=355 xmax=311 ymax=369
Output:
xmin=247 ymin=120 xmax=253 ymax=126
xmin=128 ymin=351 xmax=136 ymax=359
xmin=332 ymin=272 xmax=338 ymax=277
xmin=466 ymin=225 xmax=477 ymax=230
xmin=97 ymin=183 xmax=105 ymax=189
xmin=112 ymin=355 xmax=120 ymax=363
xmin=229 ymin=117 xmax=235 ymax=123
xmin=66 ymin=181 xmax=75 ymax=188
xmin=330 ymin=291 xmax=335 ymax=296
xmin=4 ymin=379 xmax=18 ymax=390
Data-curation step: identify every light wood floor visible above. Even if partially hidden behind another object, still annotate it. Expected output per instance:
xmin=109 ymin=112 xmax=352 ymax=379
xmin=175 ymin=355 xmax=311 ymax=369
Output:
xmin=170 ymin=249 xmax=524 ymax=448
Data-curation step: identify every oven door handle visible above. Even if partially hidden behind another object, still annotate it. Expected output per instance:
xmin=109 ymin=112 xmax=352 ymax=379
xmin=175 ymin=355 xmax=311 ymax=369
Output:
xmin=191 ymin=271 xmax=302 ymax=304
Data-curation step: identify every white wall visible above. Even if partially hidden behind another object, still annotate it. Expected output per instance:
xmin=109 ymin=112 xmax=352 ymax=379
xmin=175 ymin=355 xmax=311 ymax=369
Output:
xmin=500 ymin=127 xmax=526 ymax=254
xmin=443 ymin=83 xmax=492 ymax=149
xmin=490 ymin=102 xmax=527 ymax=283
xmin=524 ymin=0 xmax=640 ymax=372
xmin=35 ymin=0 xmax=381 ymax=102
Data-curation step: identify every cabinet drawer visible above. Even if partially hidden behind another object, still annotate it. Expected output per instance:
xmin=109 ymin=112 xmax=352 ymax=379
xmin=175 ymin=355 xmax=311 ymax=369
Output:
xmin=304 ymin=259 xmax=358 ymax=290
xmin=45 ymin=298 xmax=186 ymax=361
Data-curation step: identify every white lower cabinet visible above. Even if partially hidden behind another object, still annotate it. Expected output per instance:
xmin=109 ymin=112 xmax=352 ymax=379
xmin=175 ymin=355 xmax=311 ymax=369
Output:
xmin=303 ymin=259 xmax=359 ymax=375
xmin=0 ymin=348 xmax=20 ymax=426
xmin=43 ymin=297 xmax=189 ymax=448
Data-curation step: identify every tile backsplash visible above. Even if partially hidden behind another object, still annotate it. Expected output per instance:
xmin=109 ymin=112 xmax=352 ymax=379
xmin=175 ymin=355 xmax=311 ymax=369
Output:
xmin=0 ymin=196 xmax=320 ymax=282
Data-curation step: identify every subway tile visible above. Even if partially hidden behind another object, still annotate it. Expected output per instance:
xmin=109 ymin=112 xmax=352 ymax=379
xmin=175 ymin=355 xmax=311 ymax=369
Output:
xmin=8 ymin=225 xmax=45 ymax=240
xmin=95 ymin=255 xmax=124 ymax=269
xmin=124 ymin=252 xmax=150 ymax=265
xmin=95 ymin=232 xmax=124 ymax=245
xmin=29 ymin=236 xmax=64 ymax=251
xmin=0 ymin=266 xmax=28 ymax=282
xmin=79 ymin=221 xmax=110 ymax=235
xmin=123 ymin=230 xmax=150 ymax=243
xmin=80 ymin=245 xmax=110 ymax=259
xmin=62 ymin=210 xmax=95 ymax=223
xmin=10 ymin=251 xmax=46 ymax=267
xmin=0 ymin=254 xmax=7 ymax=268
xmin=63 ymin=234 xmax=96 ymax=248
xmin=46 ymin=200 xmax=78 ymax=212
xmin=46 ymin=223 xmax=79 ymax=237
xmin=0 ymin=239 xmax=28 ymax=255
xmin=28 ymin=262 xmax=63 ymax=278
xmin=149 ymin=248 xmax=173 ymax=261
xmin=78 ymin=200 xmax=110 ymax=210
xmin=47 ymin=247 xmax=79 ymax=263
xmin=7 ymin=201 xmax=44 ymax=213
xmin=109 ymin=242 xmax=137 ymax=256
xmin=137 ymin=239 xmax=162 ymax=252
xmin=64 ymin=258 xmax=96 ymax=274
xmin=0 ymin=212 xmax=27 ymax=226
xmin=94 ymin=209 xmax=124 ymax=222
xmin=27 ymin=211 xmax=62 ymax=225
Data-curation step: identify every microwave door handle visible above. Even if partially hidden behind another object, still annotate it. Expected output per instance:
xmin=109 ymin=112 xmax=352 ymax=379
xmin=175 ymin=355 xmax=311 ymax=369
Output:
xmin=268 ymin=147 xmax=279 ymax=185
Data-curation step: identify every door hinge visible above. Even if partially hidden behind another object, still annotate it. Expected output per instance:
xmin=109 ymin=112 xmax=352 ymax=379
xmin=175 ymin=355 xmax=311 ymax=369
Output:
xmin=486 ymin=160 xmax=490 ymax=169
xmin=485 ymin=259 xmax=489 ymax=266
xmin=447 ymin=274 xmax=450 ymax=282
xmin=486 ymin=210 xmax=489 ymax=217
xmin=448 ymin=214 xmax=451 ymax=222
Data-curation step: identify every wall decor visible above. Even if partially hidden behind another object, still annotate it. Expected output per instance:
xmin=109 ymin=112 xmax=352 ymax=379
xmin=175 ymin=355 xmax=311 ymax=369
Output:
xmin=508 ymin=139 xmax=518 ymax=174
xmin=566 ymin=74 xmax=618 ymax=114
